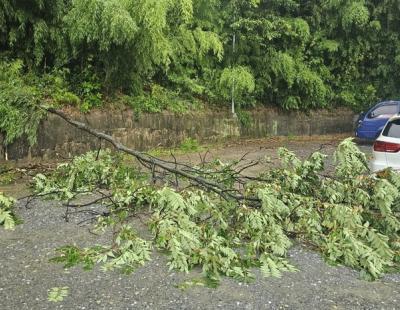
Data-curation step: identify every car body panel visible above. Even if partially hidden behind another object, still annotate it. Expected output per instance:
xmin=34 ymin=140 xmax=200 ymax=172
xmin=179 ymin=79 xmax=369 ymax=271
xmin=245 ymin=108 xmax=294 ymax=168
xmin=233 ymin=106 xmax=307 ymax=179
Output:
xmin=355 ymin=101 xmax=400 ymax=140
xmin=370 ymin=115 xmax=400 ymax=172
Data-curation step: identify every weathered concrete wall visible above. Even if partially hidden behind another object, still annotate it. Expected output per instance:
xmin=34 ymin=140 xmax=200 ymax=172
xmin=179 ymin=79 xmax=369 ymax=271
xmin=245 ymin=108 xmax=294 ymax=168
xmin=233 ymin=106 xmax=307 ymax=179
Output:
xmin=3 ymin=108 xmax=355 ymax=160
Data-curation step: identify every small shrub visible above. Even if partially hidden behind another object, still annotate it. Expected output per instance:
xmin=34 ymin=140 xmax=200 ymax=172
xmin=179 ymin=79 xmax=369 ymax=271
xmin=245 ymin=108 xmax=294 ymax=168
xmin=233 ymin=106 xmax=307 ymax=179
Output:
xmin=179 ymin=137 xmax=200 ymax=152
xmin=124 ymin=84 xmax=190 ymax=116
xmin=79 ymin=81 xmax=102 ymax=112
xmin=53 ymin=91 xmax=80 ymax=106
xmin=236 ymin=110 xmax=253 ymax=128
xmin=0 ymin=171 xmax=16 ymax=185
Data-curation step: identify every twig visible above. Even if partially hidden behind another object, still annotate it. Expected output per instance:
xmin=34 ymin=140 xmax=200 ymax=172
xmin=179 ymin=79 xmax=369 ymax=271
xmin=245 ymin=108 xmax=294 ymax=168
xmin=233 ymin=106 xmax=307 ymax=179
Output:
xmin=170 ymin=151 xmax=179 ymax=188
xmin=96 ymin=138 xmax=103 ymax=161
xmin=66 ymin=194 xmax=113 ymax=209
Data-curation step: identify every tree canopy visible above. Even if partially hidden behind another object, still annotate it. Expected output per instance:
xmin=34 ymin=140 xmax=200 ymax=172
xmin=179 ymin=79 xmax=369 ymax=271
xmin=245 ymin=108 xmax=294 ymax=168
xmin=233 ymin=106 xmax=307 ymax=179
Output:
xmin=1 ymin=0 xmax=400 ymax=112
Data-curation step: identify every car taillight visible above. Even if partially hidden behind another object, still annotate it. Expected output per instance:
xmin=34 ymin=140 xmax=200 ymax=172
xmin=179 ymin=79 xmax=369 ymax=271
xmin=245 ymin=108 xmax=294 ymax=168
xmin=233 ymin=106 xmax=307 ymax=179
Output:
xmin=373 ymin=140 xmax=400 ymax=153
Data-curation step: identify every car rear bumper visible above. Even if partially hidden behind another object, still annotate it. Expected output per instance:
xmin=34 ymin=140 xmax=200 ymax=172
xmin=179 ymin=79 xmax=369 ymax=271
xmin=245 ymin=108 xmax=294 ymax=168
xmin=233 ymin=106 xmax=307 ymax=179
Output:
xmin=370 ymin=161 xmax=388 ymax=173
xmin=370 ymin=161 xmax=400 ymax=173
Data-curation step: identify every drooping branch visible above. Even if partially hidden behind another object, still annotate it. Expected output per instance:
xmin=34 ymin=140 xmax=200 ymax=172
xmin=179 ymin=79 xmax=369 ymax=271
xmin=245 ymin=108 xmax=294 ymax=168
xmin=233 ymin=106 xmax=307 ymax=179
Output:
xmin=45 ymin=108 xmax=262 ymax=207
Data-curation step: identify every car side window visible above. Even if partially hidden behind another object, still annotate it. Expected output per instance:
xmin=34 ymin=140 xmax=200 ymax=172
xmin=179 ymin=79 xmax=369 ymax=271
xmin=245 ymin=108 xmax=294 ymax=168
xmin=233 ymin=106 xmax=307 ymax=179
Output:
xmin=369 ymin=104 xmax=398 ymax=118
xmin=383 ymin=119 xmax=400 ymax=138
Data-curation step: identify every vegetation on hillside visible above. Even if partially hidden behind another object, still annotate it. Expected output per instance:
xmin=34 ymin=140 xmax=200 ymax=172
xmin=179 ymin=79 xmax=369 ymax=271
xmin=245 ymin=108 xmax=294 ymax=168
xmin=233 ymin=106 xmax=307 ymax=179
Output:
xmin=1 ymin=1 xmax=400 ymax=113
xmin=2 ymin=1 xmax=400 ymax=143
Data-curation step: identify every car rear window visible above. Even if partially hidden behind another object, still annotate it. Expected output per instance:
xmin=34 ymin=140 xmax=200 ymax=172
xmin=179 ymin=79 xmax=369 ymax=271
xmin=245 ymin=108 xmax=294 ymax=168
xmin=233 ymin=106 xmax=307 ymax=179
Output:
xmin=371 ymin=104 xmax=398 ymax=117
xmin=383 ymin=119 xmax=400 ymax=138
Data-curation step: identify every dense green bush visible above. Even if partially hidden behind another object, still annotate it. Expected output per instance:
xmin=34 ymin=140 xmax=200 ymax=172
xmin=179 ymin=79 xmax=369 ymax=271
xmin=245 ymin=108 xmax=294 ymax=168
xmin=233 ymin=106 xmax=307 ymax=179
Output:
xmin=122 ymin=84 xmax=199 ymax=115
xmin=0 ymin=60 xmax=45 ymax=145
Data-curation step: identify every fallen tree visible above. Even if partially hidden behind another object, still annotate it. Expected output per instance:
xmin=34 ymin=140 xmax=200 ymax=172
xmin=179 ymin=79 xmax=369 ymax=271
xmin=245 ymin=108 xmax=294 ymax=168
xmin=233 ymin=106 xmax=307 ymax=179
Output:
xmin=45 ymin=108 xmax=262 ymax=207
xmin=1 ymin=108 xmax=400 ymax=285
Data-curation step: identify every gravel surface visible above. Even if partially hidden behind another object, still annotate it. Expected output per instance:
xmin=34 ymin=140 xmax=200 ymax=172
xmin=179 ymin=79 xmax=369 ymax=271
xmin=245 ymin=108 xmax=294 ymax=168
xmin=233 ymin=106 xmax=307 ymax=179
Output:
xmin=1 ymin=137 xmax=399 ymax=310
xmin=171 ymin=135 xmax=374 ymax=176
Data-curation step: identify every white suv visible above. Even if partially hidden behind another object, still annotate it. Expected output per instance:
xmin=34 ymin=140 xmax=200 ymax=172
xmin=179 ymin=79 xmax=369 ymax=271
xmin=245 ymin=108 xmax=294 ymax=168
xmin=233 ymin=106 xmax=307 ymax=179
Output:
xmin=371 ymin=115 xmax=400 ymax=172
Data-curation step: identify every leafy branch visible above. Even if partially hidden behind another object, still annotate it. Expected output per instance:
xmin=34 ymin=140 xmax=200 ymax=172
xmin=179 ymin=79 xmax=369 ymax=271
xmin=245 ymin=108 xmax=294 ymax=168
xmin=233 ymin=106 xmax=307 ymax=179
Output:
xmin=25 ymin=109 xmax=400 ymax=284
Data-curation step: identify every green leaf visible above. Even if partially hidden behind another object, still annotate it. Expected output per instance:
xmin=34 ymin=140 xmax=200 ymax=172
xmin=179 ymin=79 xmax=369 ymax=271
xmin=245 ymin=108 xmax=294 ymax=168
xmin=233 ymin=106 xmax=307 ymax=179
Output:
xmin=48 ymin=287 xmax=69 ymax=302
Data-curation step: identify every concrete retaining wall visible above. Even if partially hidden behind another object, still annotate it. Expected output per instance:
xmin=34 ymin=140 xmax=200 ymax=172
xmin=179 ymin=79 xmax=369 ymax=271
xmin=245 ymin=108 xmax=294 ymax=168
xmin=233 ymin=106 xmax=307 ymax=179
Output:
xmin=2 ymin=108 xmax=355 ymax=160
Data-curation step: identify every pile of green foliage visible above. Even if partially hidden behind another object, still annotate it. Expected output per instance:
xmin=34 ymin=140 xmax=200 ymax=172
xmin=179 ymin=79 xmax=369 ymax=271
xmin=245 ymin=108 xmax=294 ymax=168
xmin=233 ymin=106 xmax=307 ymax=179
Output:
xmin=1 ymin=0 xmax=400 ymax=117
xmin=28 ymin=139 xmax=400 ymax=284
xmin=0 ymin=192 xmax=16 ymax=230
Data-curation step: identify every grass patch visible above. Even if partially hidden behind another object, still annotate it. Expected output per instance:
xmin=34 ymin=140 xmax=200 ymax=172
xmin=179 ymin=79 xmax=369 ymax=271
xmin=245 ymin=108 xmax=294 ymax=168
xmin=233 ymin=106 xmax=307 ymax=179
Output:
xmin=148 ymin=138 xmax=205 ymax=157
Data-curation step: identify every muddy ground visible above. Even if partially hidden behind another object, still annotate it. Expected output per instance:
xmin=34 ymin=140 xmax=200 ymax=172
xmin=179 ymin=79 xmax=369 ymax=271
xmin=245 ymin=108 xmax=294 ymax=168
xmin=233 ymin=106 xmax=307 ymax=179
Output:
xmin=1 ymin=135 xmax=399 ymax=310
